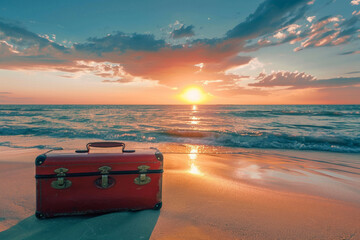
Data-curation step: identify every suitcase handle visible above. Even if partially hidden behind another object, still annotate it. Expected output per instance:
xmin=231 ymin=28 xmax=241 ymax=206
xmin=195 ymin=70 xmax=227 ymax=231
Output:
xmin=76 ymin=142 xmax=131 ymax=153
xmin=87 ymin=142 xmax=125 ymax=152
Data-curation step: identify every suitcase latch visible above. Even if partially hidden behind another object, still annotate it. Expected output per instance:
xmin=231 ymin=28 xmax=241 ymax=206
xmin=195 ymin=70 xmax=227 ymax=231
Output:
xmin=134 ymin=165 xmax=151 ymax=185
xmin=51 ymin=168 xmax=72 ymax=189
xmin=98 ymin=166 xmax=112 ymax=189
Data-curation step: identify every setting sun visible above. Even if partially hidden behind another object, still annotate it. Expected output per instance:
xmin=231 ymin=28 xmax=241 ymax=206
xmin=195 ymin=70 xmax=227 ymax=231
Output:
xmin=181 ymin=87 xmax=207 ymax=104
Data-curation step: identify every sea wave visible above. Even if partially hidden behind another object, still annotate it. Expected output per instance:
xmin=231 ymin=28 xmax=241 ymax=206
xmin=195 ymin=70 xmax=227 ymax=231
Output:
xmin=161 ymin=129 xmax=360 ymax=153
xmin=1 ymin=125 xmax=359 ymax=152
xmin=226 ymin=110 xmax=360 ymax=118
xmin=0 ymin=141 xmax=63 ymax=150
xmin=1 ymin=105 xmax=359 ymax=153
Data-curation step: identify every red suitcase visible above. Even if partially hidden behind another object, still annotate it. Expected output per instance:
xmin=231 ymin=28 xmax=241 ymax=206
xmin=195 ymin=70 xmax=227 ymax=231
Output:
xmin=35 ymin=142 xmax=163 ymax=218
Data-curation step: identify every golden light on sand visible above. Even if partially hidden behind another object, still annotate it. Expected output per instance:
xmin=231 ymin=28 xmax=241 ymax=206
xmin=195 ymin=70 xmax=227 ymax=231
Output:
xmin=188 ymin=146 xmax=203 ymax=175
xmin=189 ymin=163 xmax=202 ymax=175
xmin=181 ymin=87 xmax=207 ymax=104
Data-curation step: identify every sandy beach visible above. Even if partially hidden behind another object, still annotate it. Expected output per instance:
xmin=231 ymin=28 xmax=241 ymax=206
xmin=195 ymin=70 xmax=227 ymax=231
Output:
xmin=1 ymin=0 xmax=360 ymax=237
xmin=0 ymin=141 xmax=359 ymax=240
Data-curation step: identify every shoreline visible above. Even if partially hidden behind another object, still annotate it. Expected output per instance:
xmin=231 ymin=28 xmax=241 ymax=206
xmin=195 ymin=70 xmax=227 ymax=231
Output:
xmin=1 ymin=134 xmax=360 ymax=153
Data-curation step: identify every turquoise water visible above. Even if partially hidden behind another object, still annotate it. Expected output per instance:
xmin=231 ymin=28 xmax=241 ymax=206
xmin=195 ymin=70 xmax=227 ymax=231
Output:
xmin=0 ymin=105 xmax=359 ymax=152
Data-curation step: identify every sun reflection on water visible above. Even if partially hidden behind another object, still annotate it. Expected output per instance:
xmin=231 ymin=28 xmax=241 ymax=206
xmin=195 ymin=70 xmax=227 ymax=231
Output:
xmin=191 ymin=116 xmax=198 ymax=120
xmin=190 ymin=106 xmax=199 ymax=125
xmin=189 ymin=148 xmax=197 ymax=160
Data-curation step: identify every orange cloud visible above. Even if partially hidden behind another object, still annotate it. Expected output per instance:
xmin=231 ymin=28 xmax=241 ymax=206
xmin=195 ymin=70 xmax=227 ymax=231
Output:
xmin=249 ymin=71 xmax=360 ymax=89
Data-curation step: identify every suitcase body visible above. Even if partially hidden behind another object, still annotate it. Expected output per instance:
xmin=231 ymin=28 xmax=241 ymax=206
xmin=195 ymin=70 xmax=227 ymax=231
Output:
xmin=35 ymin=142 xmax=163 ymax=218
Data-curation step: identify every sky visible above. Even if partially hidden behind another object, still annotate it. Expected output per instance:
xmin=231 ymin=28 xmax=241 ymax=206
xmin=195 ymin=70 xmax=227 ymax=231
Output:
xmin=0 ymin=0 xmax=359 ymax=104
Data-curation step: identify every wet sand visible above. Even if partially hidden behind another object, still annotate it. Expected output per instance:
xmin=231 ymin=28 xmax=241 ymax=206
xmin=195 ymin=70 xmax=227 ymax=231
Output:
xmin=0 ymin=143 xmax=359 ymax=239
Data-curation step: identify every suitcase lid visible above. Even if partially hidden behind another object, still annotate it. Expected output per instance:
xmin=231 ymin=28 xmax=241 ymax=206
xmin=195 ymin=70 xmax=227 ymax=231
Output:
xmin=35 ymin=142 xmax=163 ymax=176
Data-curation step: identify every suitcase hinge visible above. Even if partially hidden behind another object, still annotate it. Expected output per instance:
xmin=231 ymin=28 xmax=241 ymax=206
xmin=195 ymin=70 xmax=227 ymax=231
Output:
xmin=134 ymin=165 xmax=151 ymax=185
xmin=98 ymin=166 xmax=112 ymax=188
xmin=51 ymin=168 xmax=72 ymax=189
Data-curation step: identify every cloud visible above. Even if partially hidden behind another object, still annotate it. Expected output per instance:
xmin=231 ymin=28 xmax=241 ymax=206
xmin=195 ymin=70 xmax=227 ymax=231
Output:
xmin=226 ymin=0 xmax=309 ymax=39
xmin=0 ymin=20 xmax=72 ymax=70
xmin=212 ymin=86 xmax=267 ymax=96
xmin=102 ymin=78 xmax=137 ymax=83
xmin=257 ymin=38 xmax=271 ymax=45
xmin=102 ymin=77 xmax=160 ymax=88
xmin=307 ymin=16 xmax=316 ymax=22
xmin=0 ymin=91 xmax=36 ymax=103
xmin=285 ymin=24 xmax=301 ymax=34
xmin=245 ymin=5 xmax=359 ymax=52
xmin=0 ymin=0 xmax=315 ymax=85
xmin=273 ymin=31 xmax=287 ymax=39
xmin=249 ymin=71 xmax=360 ymax=89
xmin=346 ymin=71 xmax=360 ymax=74
xmin=307 ymin=0 xmax=315 ymax=5
xmin=250 ymin=71 xmax=315 ymax=87
xmin=0 ymin=0 xmax=357 ymax=97
xmin=74 ymin=32 xmax=166 ymax=54
xmin=339 ymin=50 xmax=360 ymax=55
xmin=0 ymin=18 xmax=249 ymax=90
xmin=0 ymin=20 xmax=66 ymax=52
xmin=171 ymin=25 xmax=195 ymax=39
xmin=291 ymin=14 xmax=360 ymax=51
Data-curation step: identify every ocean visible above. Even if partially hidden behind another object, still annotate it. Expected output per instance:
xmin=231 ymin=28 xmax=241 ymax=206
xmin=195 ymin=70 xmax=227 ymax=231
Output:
xmin=0 ymin=105 xmax=359 ymax=153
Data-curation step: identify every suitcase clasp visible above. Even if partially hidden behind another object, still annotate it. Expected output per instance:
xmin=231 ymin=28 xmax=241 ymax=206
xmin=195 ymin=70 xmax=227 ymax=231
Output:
xmin=51 ymin=168 xmax=72 ymax=189
xmin=98 ymin=166 xmax=112 ymax=188
xmin=134 ymin=165 xmax=151 ymax=185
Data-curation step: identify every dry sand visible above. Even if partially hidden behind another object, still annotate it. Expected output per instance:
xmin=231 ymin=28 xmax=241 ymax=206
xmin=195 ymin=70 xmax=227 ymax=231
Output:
xmin=0 ymin=143 xmax=359 ymax=240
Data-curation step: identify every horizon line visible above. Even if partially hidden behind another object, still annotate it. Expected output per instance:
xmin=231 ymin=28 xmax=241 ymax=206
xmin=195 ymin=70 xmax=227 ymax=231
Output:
xmin=0 ymin=103 xmax=359 ymax=106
